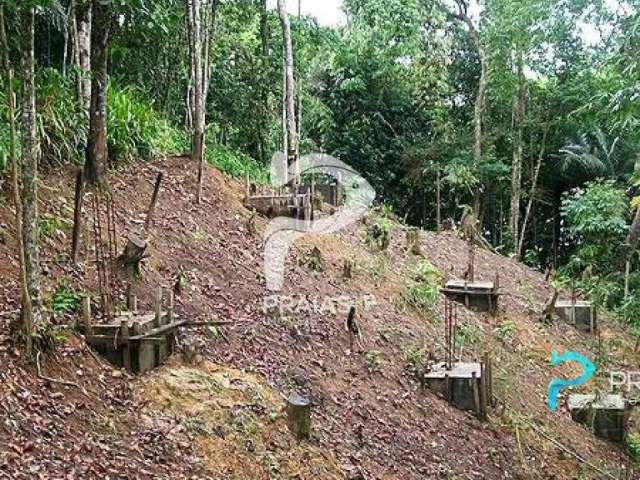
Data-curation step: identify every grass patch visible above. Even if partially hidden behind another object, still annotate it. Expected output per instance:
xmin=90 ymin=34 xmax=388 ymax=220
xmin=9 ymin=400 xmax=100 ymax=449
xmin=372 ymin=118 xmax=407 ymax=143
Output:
xmin=205 ymin=142 xmax=268 ymax=183
xmin=401 ymin=260 xmax=442 ymax=314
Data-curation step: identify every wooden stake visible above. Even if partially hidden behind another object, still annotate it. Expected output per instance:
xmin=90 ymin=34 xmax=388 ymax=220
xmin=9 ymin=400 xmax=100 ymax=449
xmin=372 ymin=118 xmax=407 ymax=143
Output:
xmin=145 ymin=172 xmax=164 ymax=231
xmin=472 ymin=371 xmax=481 ymax=418
xmin=168 ymin=290 xmax=174 ymax=323
xmin=155 ymin=286 xmax=163 ymax=328
xmin=479 ymin=363 xmax=488 ymax=421
xmin=82 ymin=296 xmax=92 ymax=335
xmin=71 ymin=167 xmax=85 ymax=264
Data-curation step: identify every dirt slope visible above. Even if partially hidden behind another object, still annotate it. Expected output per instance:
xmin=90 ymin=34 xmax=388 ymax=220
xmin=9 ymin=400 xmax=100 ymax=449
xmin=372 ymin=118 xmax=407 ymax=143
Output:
xmin=0 ymin=157 xmax=637 ymax=479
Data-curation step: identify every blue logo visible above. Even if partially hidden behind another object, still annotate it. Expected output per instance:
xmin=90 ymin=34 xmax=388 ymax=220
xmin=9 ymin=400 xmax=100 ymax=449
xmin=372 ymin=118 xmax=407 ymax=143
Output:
xmin=547 ymin=351 xmax=596 ymax=411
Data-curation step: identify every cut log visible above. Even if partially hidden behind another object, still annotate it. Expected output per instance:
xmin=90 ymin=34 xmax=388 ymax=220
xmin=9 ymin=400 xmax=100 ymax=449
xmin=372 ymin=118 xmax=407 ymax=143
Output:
xmin=286 ymin=391 xmax=311 ymax=440
xmin=118 ymin=236 xmax=148 ymax=276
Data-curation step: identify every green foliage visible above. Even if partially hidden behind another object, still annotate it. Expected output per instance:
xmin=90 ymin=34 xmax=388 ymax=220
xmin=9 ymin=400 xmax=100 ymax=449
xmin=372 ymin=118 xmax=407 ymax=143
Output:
xmin=494 ymin=321 xmax=516 ymax=343
xmin=405 ymin=345 xmax=424 ymax=376
xmin=107 ymin=85 xmax=187 ymax=163
xmin=561 ymin=180 xmax=628 ymax=243
xmin=39 ymin=213 xmax=70 ymax=239
xmin=365 ymin=350 xmax=382 ymax=372
xmin=36 ymin=69 xmax=87 ymax=167
xmin=205 ymin=142 xmax=268 ymax=183
xmin=454 ymin=323 xmax=480 ymax=351
xmin=366 ymin=218 xmax=392 ymax=251
xmin=49 ymin=283 xmax=81 ymax=316
xmin=402 ymin=260 xmax=442 ymax=313
xmin=626 ymin=433 xmax=640 ymax=463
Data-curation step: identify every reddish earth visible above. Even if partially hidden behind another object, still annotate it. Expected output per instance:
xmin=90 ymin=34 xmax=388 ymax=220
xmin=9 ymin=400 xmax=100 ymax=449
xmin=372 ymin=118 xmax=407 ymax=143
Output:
xmin=0 ymin=157 xmax=637 ymax=479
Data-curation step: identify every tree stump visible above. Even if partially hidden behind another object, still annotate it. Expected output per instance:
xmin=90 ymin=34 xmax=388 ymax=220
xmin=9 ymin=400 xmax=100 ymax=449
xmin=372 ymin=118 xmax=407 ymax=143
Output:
xmin=118 ymin=237 xmax=148 ymax=276
xmin=343 ymin=259 xmax=354 ymax=280
xmin=286 ymin=391 xmax=311 ymax=440
xmin=406 ymin=228 xmax=422 ymax=255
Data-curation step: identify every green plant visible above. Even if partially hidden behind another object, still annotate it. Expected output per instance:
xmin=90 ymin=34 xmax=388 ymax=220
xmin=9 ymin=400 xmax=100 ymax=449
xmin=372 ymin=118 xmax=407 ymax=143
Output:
xmin=365 ymin=350 xmax=382 ymax=372
xmin=205 ymin=142 xmax=268 ymax=183
xmin=49 ymin=283 xmax=81 ymax=316
xmin=402 ymin=260 xmax=442 ymax=313
xmin=405 ymin=346 xmax=423 ymax=375
xmin=494 ymin=321 xmax=516 ymax=343
xmin=39 ymin=213 xmax=70 ymax=239
xmin=108 ymin=84 xmax=186 ymax=163
xmin=454 ymin=323 xmax=480 ymax=351
xmin=182 ymin=416 xmax=211 ymax=436
xmin=366 ymin=218 xmax=391 ymax=251
xmin=626 ymin=433 xmax=640 ymax=463
xmin=206 ymin=325 xmax=222 ymax=341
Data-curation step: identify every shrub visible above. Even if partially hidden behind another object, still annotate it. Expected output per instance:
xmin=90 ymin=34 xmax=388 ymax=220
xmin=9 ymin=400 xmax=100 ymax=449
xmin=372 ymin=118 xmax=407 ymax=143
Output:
xmin=402 ymin=260 xmax=442 ymax=313
xmin=107 ymin=85 xmax=187 ymax=163
xmin=627 ymin=433 xmax=640 ymax=463
xmin=36 ymin=69 xmax=87 ymax=167
xmin=366 ymin=217 xmax=391 ymax=251
xmin=205 ymin=141 xmax=268 ymax=183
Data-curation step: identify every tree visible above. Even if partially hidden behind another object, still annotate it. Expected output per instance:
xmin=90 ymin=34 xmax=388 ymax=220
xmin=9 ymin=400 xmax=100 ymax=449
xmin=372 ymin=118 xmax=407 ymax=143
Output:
xmin=510 ymin=49 xmax=526 ymax=252
xmin=447 ymin=0 xmax=488 ymax=215
xmin=84 ymin=0 xmax=110 ymax=186
xmin=76 ymin=0 xmax=91 ymax=109
xmin=186 ymin=0 xmax=217 ymax=204
xmin=0 ymin=5 xmax=37 ymax=356
xmin=277 ymin=0 xmax=298 ymax=184
xmin=20 ymin=3 xmax=44 ymax=354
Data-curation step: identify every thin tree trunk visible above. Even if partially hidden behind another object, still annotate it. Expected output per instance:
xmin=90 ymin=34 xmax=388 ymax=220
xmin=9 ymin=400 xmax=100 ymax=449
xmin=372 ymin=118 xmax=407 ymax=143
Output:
xmin=436 ymin=166 xmax=442 ymax=233
xmin=19 ymin=5 xmax=43 ymax=354
xmin=451 ymin=5 xmax=486 ymax=214
xmin=517 ymin=125 xmax=548 ymax=258
xmin=186 ymin=0 xmax=214 ymax=205
xmin=296 ymin=0 xmax=302 ymax=160
xmin=76 ymin=0 xmax=91 ymax=110
xmin=258 ymin=0 xmax=270 ymax=165
xmin=85 ymin=0 xmax=109 ymax=186
xmin=628 ymin=208 xmax=640 ymax=252
xmin=62 ymin=1 xmax=72 ymax=77
xmin=0 ymin=6 xmax=35 ymax=355
xmin=278 ymin=0 xmax=298 ymax=185
xmin=510 ymin=49 xmax=526 ymax=251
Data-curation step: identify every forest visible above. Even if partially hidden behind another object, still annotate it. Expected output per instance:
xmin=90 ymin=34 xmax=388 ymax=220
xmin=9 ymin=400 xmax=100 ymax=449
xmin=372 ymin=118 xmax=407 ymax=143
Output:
xmin=2 ymin=0 xmax=640 ymax=478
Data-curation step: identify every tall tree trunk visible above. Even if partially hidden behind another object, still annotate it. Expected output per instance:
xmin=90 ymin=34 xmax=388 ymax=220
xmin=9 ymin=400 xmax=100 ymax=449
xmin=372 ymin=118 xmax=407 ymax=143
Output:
xmin=277 ymin=0 xmax=298 ymax=185
xmin=517 ymin=125 xmax=548 ymax=258
xmin=257 ymin=0 xmax=270 ymax=165
xmin=0 ymin=6 xmax=35 ymax=355
xmin=20 ymin=5 xmax=43 ymax=353
xmin=187 ymin=0 xmax=217 ymax=204
xmin=85 ymin=0 xmax=109 ymax=186
xmin=510 ymin=50 xmax=526 ymax=251
xmin=628 ymin=208 xmax=640 ymax=252
xmin=76 ymin=0 xmax=91 ymax=110
xmin=473 ymin=48 xmax=487 ymax=214
xmin=450 ymin=5 xmax=487 ymax=215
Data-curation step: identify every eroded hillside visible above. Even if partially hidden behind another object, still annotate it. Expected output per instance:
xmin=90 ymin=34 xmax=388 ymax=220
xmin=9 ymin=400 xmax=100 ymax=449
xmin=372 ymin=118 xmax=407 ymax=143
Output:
xmin=0 ymin=158 xmax=637 ymax=479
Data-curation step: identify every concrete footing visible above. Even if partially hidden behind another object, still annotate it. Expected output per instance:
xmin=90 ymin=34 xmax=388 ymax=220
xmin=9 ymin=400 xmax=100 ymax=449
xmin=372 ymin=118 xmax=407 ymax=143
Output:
xmin=567 ymin=394 xmax=628 ymax=442
xmin=555 ymin=300 xmax=597 ymax=333
xmin=424 ymin=362 xmax=490 ymax=416
xmin=441 ymin=280 xmax=499 ymax=314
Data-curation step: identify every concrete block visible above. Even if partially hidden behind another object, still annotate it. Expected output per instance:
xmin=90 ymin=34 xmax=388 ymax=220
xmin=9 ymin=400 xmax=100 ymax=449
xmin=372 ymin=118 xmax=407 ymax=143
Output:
xmin=567 ymin=394 xmax=628 ymax=442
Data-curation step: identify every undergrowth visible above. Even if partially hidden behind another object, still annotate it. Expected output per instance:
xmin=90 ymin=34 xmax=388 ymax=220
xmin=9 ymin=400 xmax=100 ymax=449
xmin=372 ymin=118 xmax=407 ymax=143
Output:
xmin=401 ymin=260 xmax=442 ymax=314
xmin=1 ymin=68 xmax=266 ymax=184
